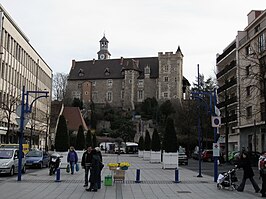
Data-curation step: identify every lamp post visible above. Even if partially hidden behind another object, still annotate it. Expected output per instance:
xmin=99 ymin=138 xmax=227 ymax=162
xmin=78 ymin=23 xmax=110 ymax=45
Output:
xmin=17 ymin=86 xmax=49 ymax=181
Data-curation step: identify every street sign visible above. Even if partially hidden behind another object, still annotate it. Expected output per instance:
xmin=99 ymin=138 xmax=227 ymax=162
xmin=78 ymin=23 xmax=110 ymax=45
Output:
xmin=213 ymin=143 xmax=220 ymax=157
xmin=15 ymin=116 xmax=29 ymax=128
xmin=16 ymin=105 xmax=22 ymax=117
xmin=211 ymin=116 xmax=221 ymax=127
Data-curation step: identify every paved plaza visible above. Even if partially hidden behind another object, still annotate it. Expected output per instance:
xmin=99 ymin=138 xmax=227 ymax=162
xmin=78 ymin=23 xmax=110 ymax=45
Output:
xmin=0 ymin=153 xmax=263 ymax=199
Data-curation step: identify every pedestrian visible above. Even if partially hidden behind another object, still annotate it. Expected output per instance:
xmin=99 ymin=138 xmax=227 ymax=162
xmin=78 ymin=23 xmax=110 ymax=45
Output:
xmin=236 ymin=151 xmax=260 ymax=193
xmin=86 ymin=149 xmax=101 ymax=192
xmin=81 ymin=146 xmax=93 ymax=187
xmin=67 ymin=146 xmax=78 ymax=174
xmin=95 ymin=147 xmax=104 ymax=189
xmin=259 ymin=151 xmax=266 ymax=197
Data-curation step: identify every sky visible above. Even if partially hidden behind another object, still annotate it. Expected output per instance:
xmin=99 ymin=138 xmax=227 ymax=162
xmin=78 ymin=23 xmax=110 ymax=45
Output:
xmin=0 ymin=0 xmax=265 ymax=84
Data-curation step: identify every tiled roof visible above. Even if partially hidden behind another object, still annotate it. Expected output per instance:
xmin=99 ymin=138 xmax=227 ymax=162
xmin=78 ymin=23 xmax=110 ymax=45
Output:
xmin=68 ymin=57 xmax=159 ymax=80
xmin=62 ymin=107 xmax=88 ymax=131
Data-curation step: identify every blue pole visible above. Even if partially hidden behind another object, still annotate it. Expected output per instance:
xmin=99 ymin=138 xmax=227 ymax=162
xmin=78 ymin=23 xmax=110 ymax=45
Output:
xmin=18 ymin=86 xmax=25 ymax=181
xmin=174 ymin=169 xmax=180 ymax=183
xmin=55 ymin=168 xmax=61 ymax=182
xmin=135 ymin=169 xmax=140 ymax=183
xmin=213 ymin=89 xmax=218 ymax=182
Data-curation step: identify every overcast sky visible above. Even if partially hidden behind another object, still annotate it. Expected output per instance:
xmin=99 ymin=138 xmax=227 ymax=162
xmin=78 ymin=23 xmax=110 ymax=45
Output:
xmin=0 ymin=0 xmax=265 ymax=84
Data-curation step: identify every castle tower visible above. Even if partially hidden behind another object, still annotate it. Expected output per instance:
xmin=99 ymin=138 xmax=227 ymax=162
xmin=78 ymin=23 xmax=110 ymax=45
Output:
xmin=97 ymin=35 xmax=111 ymax=60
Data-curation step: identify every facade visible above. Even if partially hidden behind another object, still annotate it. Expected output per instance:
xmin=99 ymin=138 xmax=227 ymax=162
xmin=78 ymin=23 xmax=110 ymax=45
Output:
xmin=217 ymin=9 xmax=266 ymax=153
xmin=0 ymin=4 xmax=53 ymax=149
xmin=66 ymin=35 xmax=190 ymax=111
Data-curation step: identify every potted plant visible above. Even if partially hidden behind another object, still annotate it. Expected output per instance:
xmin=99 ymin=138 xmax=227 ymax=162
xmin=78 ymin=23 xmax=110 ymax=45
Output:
xmin=150 ymin=128 xmax=161 ymax=163
xmin=138 ymin=136 xmax=144 ymax=158
xmin=143 ymin=130 xmax=151 ymax=160
xmin=162 ymin=118 xmax=178 ymax=169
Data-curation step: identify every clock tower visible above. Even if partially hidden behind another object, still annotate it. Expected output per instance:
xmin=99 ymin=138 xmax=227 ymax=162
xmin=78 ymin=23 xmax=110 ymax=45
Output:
xmin=97 ymin=35 xmax=111 ymax=60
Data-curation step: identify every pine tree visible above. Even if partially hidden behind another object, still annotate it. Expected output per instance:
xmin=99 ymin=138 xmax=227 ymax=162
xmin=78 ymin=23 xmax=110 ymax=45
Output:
xmin=86 ymin=130 xmax=92 ymax=147
xmin=138 ymin=136 xmax=144 ymax=151
xmin=55 ymin=115 xmax=69 ymax=152
xmin=151 ymin=128 xmax=161 ymax=151
xmin=144 ymin=130 xmax=151 ymax=151
xmin=76 ymin=125 xmax=85 ymax=150
xmin=163 ymin=118 xmax=178 ymax=152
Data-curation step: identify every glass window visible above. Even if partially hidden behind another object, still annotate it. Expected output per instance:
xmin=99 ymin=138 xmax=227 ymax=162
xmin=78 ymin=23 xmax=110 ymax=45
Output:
xmin=246 ymin=106 xmax=252 ymax=117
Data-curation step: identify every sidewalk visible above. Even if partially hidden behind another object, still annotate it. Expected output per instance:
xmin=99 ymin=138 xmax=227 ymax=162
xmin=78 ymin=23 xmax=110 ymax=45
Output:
xmin=0 ymin=153 xmax=262 ymax=199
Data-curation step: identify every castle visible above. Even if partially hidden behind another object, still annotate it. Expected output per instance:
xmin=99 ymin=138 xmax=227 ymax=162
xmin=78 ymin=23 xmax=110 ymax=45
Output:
xmin=66 ymin=35 xmax=190 ymax=110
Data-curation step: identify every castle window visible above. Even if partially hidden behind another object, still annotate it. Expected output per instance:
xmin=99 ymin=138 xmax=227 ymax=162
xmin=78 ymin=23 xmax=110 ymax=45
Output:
xmin=163 ymin=92 xmax=169 ymax=98
xmin=104 ymin=67 xmax=110 ymax=76
xmin=138 ymin=80 xmax=144 ymax=87
xmin=107 ymin=79 xmax=113 ymax=87
xmin=92 ymin=92 xmax=98 ymax=101
xmin=106 ymin=91 xmax=112 ymax=102
xmin=138 ymin=90 xmax=144 ymax=101
xmin=92 ymin=81 xmax=96 ymax=86
xmin=145 ymin=66 xmax=150 ymax=74
xmin=164 ymin=76 xmax=169 ymax=82
xmin=85 ymin=91 xmax=89 ymax=95
xmin=164 ymin=65 xmax=169 ymax=72
xmin=78 ymin=69 xmax=84 ymax=77
xmin=121 ymin=91 xmax=124 ymax=99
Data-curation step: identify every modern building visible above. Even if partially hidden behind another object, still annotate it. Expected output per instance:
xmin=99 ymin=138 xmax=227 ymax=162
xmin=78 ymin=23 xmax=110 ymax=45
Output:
xmin=217 ymin=9 xmax=266 ymax=153
xmin=66 ymin=35 xmax=190 ymax=111
xmin=0 ymin=4 xmax=53 ymax=149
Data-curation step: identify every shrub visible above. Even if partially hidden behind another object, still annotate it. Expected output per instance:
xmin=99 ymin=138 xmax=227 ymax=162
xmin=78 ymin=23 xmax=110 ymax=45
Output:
xmin=163 ymin=118 xmax=178 ymax=152
xmin=151 ymin=128 xmax=161 ymax=151
xmin=144 ymin=130 xmax=151 ymax=151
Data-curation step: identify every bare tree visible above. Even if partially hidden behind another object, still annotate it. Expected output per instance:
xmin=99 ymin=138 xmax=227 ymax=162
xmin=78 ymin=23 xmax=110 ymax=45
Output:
xmin=52 ymin=72 xmax=68 ymax=101
xmin=0 ymin=95 xmax=20 ymax=143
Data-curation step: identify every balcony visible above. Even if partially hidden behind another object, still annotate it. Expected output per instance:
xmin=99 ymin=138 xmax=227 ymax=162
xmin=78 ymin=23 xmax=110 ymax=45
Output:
xmin=217 ymin=78 xmax=237 ymax=94
xmin=221 ymin=114 xmax=237 ymax=124
xmin=216 ymin=42 xmax=236 ymax=63
xmin=216 ymin=60 xmax=236 ymax=79
xmin=216 ymin=96 xmax=237 ymax=109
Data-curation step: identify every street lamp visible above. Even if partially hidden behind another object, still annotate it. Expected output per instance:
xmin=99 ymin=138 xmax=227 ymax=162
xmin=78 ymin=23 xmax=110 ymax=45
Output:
xmin=17 ymin=86 xmax=49 ymax=181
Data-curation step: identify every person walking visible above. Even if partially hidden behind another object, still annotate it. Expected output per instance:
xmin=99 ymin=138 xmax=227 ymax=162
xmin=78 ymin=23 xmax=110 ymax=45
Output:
xmin=67 ymin=146 xmax=78 ymax=174
xmin=259 ymin=151 xmax=266 ymax=197
xmin=95 ymin=147 xmax=103 ymax=189
xmin=236 ymin=151 xmax=260 ymax=193
xmin=86 ymin=149 xmax=101 ymax=192
xmin=81 ymin=146 xmax=92 ymax=187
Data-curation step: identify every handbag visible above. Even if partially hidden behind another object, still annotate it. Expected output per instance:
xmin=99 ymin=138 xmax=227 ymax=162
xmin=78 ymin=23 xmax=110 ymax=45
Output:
xmin=76 ymin=163 xmax=80 ymax=172
xmin=66 ymin=164 xmax=70 ymax=173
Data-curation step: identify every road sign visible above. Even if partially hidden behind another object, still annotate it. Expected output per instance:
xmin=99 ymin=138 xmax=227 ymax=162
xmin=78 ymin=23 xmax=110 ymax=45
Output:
xmin=211 ymin=116 xmax=221 ymax=127
xmin=213 ymin=143 xmax=220 ymax=157
xmin=15 ymin=116 xmax=29 ymax=128
xmin=16 ymin=105 xmax=22 ymax=117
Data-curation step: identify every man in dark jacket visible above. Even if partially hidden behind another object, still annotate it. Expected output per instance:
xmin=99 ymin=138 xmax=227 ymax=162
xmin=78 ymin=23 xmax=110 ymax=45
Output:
xmin=67 ymin=146 xmax=78 ymax=174
xmin=81 ymin=146 xmax=92 ymax=187
xmin=86 ymin=149 xmax=101 ymax=192
xmin=236 ymin=151 xmax=260 ymax=193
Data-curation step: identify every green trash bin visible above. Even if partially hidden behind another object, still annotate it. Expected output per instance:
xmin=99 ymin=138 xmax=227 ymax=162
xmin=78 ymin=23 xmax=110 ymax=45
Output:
xmin=104 ymin=175 xmax=113 ymax=186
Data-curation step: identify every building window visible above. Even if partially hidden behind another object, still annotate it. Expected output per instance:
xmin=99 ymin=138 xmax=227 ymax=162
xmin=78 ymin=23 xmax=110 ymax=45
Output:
xmin=164 ymin=76 xmax=169 ymax=82
xmin=246 ymin=86 xmax=251 ymax=96
xmin=129 ymin=79 xmax=132 ymax=84
xmin=92 ymin=92 xmax=97 ymax=101
xmin=164 ymin=65 xmax=169 ymax=72
xmin=107 ymin=79 xmax=113 ymax=87
xmin=84 ymin=91 xmax=89 ymax=95
xmin=106 ymin=91 xmax=112 ymax=102
xmin=245 ymin=45 xmax=252 ymax=55
xmin=246 ymin=65 xmax=250 ymax=76
xmin=104 ymin=68 xmax=110 ymax=76
xmin=78 ymin=69 xmax=84 ymax=77
xmin=246 ymin=106 xmax=252 ymax=117
xmin=138 ymin=80 xmax=144 ymax=87
xmin=145 ymin=66 xmax=150 ymax=74
xmin=255 ymin=24 xmax=260 ymax=33
xmin=92 ymin=81 xmax=96 ymax=86
xmin=163 ymin=92 xmax=169 ymax=98
xmin=138 ymin=90 xmax=144 ymax=101
xmin=258 ymin=33 xmax=265 ymax=53
xmin=121 ymin=91 xmax=124 ymax=99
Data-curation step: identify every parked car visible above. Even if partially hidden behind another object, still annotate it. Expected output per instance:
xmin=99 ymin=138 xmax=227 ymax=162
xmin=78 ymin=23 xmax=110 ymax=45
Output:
xmin=229 ymin=151 xmax=261 ymax=166
xmin=25 ymin=150 xmax=50 ymax=168
xmin=178 ymin=151 xmax=188 ymax=165
xmin=192 ymin=151 xmax=199 ymax=160
xmin=201 ymin=150 xmax=213 ymax=162
xmin=0 ymin=148 xmax=26 ymax=175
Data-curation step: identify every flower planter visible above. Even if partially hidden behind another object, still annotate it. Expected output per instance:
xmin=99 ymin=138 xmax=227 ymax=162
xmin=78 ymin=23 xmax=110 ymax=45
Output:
xmin=138 ymin=150 xmax=144 ymax=158
xmin=162 ymin=151 xmax=178 ymax=169
xmin=150 ymin=151 xmax=161 ymax=163
xmin=120 ymin=166 xmax=128 ymax=170
xmin=143 ymin=150 xmax=151 ymax=160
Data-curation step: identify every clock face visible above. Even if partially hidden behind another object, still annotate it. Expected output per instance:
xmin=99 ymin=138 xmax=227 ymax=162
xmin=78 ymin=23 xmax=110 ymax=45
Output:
xmin=100 ymin=54 xmax=105 ymax=60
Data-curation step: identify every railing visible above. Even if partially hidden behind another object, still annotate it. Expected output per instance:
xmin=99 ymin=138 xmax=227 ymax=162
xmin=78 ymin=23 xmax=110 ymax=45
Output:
xmin=216 ymin=96 xmax=237 ymax=109
xmin=217 ymin=78 xmax=237 ymax=94
xmin=216 ymin=60 xmax=236 ymax=79
xmin=221 ymin=114 xmax=237 ymax=124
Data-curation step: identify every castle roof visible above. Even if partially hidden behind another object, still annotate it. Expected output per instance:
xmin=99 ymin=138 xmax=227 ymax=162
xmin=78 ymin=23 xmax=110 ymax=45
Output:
xmin=68 ymin=57 xmax=159 ymax=80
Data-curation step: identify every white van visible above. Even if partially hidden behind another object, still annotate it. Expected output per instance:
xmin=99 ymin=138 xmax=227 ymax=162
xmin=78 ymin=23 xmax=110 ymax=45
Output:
xmin=0 ymin=148 xmax=26 ymax=175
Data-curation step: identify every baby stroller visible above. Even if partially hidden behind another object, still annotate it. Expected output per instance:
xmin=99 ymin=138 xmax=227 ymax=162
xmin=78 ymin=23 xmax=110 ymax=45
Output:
xmin=217 ymin=168 xmax=238 ymax=190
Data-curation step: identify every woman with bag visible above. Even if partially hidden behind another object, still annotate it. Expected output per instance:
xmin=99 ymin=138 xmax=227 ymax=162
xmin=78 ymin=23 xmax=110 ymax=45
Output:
xmin=67 ymin=146 xmax=78 ymax=174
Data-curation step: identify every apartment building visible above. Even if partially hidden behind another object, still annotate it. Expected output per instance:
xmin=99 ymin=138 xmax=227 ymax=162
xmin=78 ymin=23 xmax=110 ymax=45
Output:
xmin=0 ymin=4 xmax=53 ymax=149
xmin=217 ymin=9 xmax=266 ymax=153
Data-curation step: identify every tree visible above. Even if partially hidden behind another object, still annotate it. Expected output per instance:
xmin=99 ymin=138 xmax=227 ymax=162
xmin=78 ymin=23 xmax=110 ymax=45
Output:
xmin=159 ymin=100 xmax=175 ymax=125
xmin=86 ymin=130 xmax=92 ymax=147
xmin=191 ymin=74 xmax=216 ymax=93
xmin=144 ymin=130 xmax=151 ymax=151
xmin=138 ymin=136 xmax=144 ymax=151
xmin=76 ymin=125 xmax=85 ymax=150
xmin=140 ymin=97 xmax=158 ymax=120
xmin=163 ymin=118 xmax=178 ymax=152
xmin=92 ymin=133 xmax=97 ymax=148
xmin=151 ymin=129 xmax=161 ymax=151
xmin=52 ymin=72 xmax=68 ymax=101
xmin=0 ymin=95 xmax=20 ymax=144
xmin=55 ymin=115 xmax=69 ymax=152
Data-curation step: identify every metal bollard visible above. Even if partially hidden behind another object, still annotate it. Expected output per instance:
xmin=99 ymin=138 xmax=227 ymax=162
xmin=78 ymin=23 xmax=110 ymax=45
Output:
xmin=55 ymin=168 xmax=61 ymax=182
xmin=174 ymin=169 xmax=180 ymax=183
xmin=135 ymin=169 xmax=141 ymax=183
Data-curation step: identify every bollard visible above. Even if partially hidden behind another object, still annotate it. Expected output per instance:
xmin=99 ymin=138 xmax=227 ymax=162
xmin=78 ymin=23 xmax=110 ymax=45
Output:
xmin=174 ymin=168 xmax=180 ymax=183
xmin=135 ymin=169 xmax=141 ymax=183
xmin=55 ymin=168 xmax=61 ymax=182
